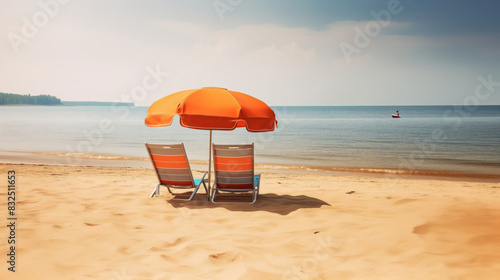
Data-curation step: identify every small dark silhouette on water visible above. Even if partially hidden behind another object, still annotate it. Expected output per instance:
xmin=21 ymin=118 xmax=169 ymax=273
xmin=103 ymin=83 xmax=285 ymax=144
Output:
xmin=392 ymin=110 xmax=401 ymax=118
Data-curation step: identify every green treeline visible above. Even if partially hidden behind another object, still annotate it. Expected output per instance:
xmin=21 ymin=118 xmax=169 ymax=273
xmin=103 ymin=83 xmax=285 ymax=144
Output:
xmin=0 ymin=92 xmax=62 ymax=105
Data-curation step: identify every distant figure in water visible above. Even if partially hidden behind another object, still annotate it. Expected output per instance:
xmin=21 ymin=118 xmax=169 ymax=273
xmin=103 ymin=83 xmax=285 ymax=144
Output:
xmin=396 ymin=111 xmax=400 ymax=116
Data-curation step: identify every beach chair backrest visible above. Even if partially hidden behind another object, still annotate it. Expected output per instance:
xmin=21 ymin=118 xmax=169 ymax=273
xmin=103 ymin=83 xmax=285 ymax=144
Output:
xmin=145 ymin=143 xmax=194 ymax=187
xmin=213 ymin=144 xmax=254 ymax=190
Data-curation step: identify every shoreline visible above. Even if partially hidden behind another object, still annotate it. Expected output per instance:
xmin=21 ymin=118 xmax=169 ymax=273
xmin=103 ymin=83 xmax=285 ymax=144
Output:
xmin=1 ymin=150 xmax=499 ymax=182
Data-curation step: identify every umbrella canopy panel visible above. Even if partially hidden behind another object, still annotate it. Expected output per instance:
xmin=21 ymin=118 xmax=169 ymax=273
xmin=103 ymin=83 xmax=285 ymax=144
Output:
xmin=145 ymin=87 xmax=277 ymax=132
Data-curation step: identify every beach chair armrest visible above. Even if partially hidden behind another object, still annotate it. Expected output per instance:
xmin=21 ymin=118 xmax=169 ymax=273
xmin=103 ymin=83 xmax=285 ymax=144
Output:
xmin=254 ymin=174 xmax=261 ymax=187
xmin=254 ymin=174 xmax=260 ymax=196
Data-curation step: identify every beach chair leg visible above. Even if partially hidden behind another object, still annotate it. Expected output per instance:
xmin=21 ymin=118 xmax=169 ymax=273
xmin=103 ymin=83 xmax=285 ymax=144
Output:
xmin=201 ymin=172 xmax=208 ymax=194
xmin=150 ymin=183 xmax=160 ymax=197
xmin=202 ymin=181 xmax=209 ymax=200
xmin=210 ymin=186 xmax=216 ymax=202
xmin=188 ymin=190 xmax=196 ymax=201
xmin=188 ymin=182 xmax=202 ymax=201
xmin=200 ymin=172 xmax=209 ymax=198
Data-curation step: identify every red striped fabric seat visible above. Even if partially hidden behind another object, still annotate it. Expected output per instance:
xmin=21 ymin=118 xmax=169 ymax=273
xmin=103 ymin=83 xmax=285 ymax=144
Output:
xmin=212 ymin=143 xmax=260 ymax=204
xmin=146 ymin=143 xmax=207 ymax=200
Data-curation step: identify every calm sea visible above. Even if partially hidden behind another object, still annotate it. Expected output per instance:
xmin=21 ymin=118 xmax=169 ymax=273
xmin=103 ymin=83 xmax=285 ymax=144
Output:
xmin=1 ymin=105 xmax=499 ymax=175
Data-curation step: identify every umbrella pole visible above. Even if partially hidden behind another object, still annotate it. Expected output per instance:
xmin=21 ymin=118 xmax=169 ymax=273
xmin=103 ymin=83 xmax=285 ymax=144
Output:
xmin=208 ymin=130 xmax=212 ymax=201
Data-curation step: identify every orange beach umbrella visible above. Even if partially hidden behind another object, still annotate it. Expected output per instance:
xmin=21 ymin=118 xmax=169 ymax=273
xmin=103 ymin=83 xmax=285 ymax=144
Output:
xmin=145 ymin=87 xmax=277 ymax=197
xmin=145 ymin=87 xmax=277 ymax=131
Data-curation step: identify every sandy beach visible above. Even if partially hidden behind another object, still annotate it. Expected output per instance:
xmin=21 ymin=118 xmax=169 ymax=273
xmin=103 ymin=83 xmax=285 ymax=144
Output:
xmin=3 ymin=0 xmax=500 ymax=279
xmin=1 ymin=157 xmax=499 ymax=280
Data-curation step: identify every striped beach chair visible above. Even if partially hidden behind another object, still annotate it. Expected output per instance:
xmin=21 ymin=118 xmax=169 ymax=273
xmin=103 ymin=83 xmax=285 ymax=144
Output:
xmin=145 ymin=143 xmax=207 ymax=200
xmin=211 ymin=143 xmax=261 ymax=204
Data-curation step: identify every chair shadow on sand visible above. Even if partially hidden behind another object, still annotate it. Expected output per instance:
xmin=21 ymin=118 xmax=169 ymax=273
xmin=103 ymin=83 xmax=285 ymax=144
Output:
xmin=167 ymin=193 xmax=331 ymax=215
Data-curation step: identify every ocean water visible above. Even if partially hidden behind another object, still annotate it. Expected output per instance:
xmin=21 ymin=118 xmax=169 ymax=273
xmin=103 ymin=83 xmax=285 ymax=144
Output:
xmin=1 ymin=105 xmax=499 ymax=175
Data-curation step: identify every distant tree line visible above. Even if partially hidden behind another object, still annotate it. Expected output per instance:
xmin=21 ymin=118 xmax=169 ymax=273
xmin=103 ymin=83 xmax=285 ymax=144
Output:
xmin=0 ymin=92 xmax=62 ymax=105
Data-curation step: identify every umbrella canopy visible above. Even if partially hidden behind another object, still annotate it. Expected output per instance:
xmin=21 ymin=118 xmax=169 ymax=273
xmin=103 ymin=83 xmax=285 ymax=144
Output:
xmin=145 ymin=87 xmax=277 ymax=132
xmin=145 ymin=87 xmax=277 ymax=199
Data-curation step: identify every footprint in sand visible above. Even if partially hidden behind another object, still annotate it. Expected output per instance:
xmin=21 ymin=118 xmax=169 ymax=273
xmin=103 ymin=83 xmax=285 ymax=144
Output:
xmin=412 ymin=223 xmax=433 ymax=235
xmin=149 ymin=238 xmax=186 ymax=252
xmin=209 ymin=252 xmax=242 ymax=264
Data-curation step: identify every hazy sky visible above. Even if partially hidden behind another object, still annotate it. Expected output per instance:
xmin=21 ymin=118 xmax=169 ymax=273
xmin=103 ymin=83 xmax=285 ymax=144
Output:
xmin=1 ymin=0 xmax=499 ymax=106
